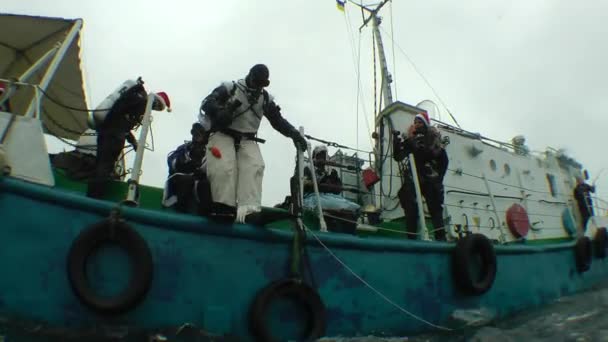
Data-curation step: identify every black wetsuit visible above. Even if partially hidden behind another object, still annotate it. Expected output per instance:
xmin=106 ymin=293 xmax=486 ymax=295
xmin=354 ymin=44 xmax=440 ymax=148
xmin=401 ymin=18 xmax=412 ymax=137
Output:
xmin=87 ymin=84 xmax=147 ymax=199
xmin=574 ymin=182 xmax=595 ymax=229
xmin=394 ymin=127 xmax=448 ymax=240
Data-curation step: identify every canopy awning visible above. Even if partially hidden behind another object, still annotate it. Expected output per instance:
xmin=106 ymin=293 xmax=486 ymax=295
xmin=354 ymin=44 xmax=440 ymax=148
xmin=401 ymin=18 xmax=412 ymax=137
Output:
xmin=0 ymin=13 xmax=89 ymax=140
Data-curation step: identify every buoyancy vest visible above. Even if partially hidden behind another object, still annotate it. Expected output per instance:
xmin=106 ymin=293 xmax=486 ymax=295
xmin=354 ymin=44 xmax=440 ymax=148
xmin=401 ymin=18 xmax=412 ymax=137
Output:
xmin=222 ymin=79 xmax=273 ymax=134
xmin=88 ymin=79 xmax=143 ymax=129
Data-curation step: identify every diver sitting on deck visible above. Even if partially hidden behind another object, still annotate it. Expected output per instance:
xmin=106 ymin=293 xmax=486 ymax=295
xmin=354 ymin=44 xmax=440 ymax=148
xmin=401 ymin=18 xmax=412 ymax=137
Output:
xmin=162 ymin=123 xmax=212 ymax=215
xmin=393 ymin=112 xmax=448 ymax=241
xmin=302 ymin=145 xmax=361 ymax=214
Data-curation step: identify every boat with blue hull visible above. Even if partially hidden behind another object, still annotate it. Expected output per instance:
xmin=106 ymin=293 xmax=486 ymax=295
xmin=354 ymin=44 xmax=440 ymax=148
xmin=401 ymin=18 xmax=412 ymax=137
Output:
xmin=3 ymin=175 xmax=608 ymax=341
xmin=1 ymin=6 xmax=608 ymax=342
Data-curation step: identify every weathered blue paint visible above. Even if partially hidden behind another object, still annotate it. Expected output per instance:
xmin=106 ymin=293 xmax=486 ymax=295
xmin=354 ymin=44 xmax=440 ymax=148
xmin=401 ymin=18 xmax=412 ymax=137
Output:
xmin=1 ymin=177 xmax=607 ymax=341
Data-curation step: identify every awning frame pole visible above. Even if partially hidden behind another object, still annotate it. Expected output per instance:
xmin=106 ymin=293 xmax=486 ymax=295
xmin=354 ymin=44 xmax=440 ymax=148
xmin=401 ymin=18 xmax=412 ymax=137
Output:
xmin=24 ymin=19 xmax=83 ymax=118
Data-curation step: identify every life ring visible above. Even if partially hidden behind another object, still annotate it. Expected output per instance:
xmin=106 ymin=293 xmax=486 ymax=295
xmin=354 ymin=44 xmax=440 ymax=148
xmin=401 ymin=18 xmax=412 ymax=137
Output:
xmin=249 ymin=278 xmax=326 ymax=342
xmin=594 ymin=228 xmax=607 ymax=259
xmin=506 ymin=204 xmax=530 ymax=238
xmin=575 ymin=236 xmax=592 ymax=273
xmin=67 ymin=219 xmax=153 ymax=314
xmin=452 ymin=233 xmax=497 ymax=295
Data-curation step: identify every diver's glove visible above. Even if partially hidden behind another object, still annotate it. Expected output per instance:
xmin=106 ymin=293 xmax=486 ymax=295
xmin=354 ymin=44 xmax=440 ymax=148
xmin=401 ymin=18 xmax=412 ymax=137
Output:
xmin=290 ymin=131 xmax=308 ymax=152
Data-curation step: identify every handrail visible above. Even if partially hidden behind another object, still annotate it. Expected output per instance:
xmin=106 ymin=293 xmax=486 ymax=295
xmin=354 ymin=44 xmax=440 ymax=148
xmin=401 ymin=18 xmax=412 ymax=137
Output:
xmin=591 ymin=196 xmax=608 ymax=216
xmin=406 ymin=153 xmax=428 ymax=240
xmin=301 ymin=126 xmax=327 ymax=232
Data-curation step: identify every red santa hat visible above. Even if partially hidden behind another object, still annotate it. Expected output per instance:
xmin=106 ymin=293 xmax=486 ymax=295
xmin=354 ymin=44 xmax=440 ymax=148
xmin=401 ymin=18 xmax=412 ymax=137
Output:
xmin=414 ymin=111 xmax=430 ymax=127
xmin=155 ymin=91 xmax=171 ymax=112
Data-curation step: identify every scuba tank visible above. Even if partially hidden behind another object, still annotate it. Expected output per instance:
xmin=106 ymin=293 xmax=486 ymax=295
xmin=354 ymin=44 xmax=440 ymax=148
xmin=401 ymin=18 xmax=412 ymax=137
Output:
xmin=87 ymin=78 xmax=143 ymax=129
xmin=75 ymin=129 xmax=98 ymax=156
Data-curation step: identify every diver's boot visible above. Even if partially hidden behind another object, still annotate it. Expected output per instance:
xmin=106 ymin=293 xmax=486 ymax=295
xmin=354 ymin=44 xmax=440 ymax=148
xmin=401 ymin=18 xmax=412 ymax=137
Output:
xmin=236 ymin=205 xmax=261 ymax=224
xmin=434 ymin=226 xmax=447 ymax=241
xmin=210 ymin=202 xmax=236 ymax=223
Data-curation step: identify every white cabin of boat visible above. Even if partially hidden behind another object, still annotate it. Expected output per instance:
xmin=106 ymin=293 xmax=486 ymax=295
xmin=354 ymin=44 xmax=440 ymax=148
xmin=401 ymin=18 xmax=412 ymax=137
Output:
xmin=371 ymin=100 xmax=607 ymax=243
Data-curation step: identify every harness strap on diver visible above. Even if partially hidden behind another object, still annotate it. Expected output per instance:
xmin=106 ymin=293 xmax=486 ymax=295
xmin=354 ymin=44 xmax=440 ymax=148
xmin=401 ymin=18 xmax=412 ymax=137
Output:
xmin=230 ymin=82 xmax=269 ymax=121
xmin=219 ymin=128 xmax=266 ymax=151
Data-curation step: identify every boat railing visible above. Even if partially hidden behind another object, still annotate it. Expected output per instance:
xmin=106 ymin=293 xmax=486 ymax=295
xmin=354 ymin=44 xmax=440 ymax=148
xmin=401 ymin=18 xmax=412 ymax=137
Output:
xmin=592 ymin=196 xmax=608 ymax=217
xmin=434 ymin=118 xmax=576 ymax=162
xmin=300 ymin=127 xmax=328 ymax=232
xmin=434 ymin=119 xmax=518 ymax=151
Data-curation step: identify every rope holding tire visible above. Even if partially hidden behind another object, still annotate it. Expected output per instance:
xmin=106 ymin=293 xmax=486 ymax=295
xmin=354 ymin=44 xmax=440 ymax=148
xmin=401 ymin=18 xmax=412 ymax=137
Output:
xmin=67 ymin=218 xmax=154 ymax=315
xmin=249 ymin=278 xmax=326 ymax=342
xmin=452 ymin=233 xmax=497 ymax=295
xmin=594 ymin=227 xmax=607 ymax=259
xmin=575 ymin=236 xmax=592 ymax=273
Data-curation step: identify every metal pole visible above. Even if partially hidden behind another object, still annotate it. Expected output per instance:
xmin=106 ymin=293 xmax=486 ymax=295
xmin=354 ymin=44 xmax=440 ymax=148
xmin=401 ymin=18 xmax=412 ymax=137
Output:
xmin=18 ymin=46 xmax=60 ymax=83
xmin=0 ymin=45 xmax=61 ymax=143
xmin=297 ymin=128 xmax=305 ymax=209
xmin=482 ymin=173 xmax=506 ymax=242
xmin=303 ymin=127 xmax=328 ymax=232
xmin=371 ymin=14 xmax=393 ymax=107
xmin=0 ymin=46 xmax=59 ymax=110
xmin=25 ymin=19 xmax=83 ymax=118
xmin=370 ymin=7 xmax=393 ymax=215
xmin=408 ymin=153 xmax=428 ymax=240
xmin=514 ymin=166 xmax=534 ymax=238
xmin=125 ymin=93 xmax=155 ymax=204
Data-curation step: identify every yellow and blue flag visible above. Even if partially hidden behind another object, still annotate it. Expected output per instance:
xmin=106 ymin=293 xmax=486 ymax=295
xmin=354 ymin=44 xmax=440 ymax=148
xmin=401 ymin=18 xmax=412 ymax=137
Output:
xmin=336 ymin=0 xmax=346 ymax=12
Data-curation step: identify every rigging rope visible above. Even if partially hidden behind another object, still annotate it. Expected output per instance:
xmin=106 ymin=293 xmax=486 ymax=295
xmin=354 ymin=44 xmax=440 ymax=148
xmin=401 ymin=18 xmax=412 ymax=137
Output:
xmin=389 ymin=0 xmax=398 ymax=100
xmin=378 ymin=26 xmax=462 ymax=128
xmin=305 ymin=133 xmax=371 ymax=154
xmin=372 ymin=31 xmax=378 ymax=117
xmin=41 ymin=108 xmax=86 ymax=136
xmin=305 ymin=225 xmax=454 ymax=331
xmin=37 ymin=84 xmax=154 ymax=154
xmin=344 ymin=5 xmax=375 ymax=150
xmin=36 ymin=85 xmax=109 ymax=112
xmin=356 ymin=6 xmax=363 ymax=152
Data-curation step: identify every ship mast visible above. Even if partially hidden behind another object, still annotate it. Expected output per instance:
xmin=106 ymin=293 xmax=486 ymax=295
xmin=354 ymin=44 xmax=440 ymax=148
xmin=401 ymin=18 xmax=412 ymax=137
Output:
xmin=356 ymin=0 xmax=394 ymax=209
xmin=358 ymin=0 xmax=393 ymax=113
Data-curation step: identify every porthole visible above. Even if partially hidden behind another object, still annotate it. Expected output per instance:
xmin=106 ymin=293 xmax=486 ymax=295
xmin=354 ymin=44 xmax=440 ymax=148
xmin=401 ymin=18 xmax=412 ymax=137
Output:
xmin=489 ymin=160 xmax=497 ymax=171
xmin=504 ymin=163 xmax=511 ymax=175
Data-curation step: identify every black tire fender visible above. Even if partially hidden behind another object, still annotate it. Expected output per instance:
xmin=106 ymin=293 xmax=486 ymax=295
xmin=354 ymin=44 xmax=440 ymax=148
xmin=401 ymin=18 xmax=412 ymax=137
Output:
xmin=576 ymin=236 xmax=592 ymax=272
xmin=452 ymin=233 xmax=497 ymax=295
xmin=67 ymin=219 xmax=153 ymax=315
xmin=249 ymin=278 xmax=326 ymax=342
xmin=594 ymin=228 xmax=607 ymax=259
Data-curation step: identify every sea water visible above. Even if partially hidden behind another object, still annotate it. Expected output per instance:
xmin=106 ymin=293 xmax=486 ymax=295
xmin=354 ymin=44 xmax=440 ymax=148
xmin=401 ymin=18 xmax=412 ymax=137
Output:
xmin=1 ymin=285 xmax=607 ymax=341
xmin=320 ymin=284 xmax=608 ymax=342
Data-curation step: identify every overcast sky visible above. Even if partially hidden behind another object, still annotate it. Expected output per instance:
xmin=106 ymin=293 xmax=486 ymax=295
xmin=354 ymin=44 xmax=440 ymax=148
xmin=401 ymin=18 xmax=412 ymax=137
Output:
xmin=5 ymin=0 xmax=608 ymax=205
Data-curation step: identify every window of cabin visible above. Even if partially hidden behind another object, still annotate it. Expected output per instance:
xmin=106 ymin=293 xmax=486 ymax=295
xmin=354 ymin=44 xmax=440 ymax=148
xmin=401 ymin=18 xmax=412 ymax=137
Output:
xmin=546 ymin=173 xmax=557 ymax=197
